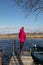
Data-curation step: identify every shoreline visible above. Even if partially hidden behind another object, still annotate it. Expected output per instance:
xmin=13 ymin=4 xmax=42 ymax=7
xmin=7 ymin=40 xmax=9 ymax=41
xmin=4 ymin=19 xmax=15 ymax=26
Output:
xmin=0 ymin=34 xmax=43 ymax=39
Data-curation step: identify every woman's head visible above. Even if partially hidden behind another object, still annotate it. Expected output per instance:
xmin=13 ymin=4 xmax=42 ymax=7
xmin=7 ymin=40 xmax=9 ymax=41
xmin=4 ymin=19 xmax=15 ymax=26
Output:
xmin=20 ymin=27 xmax=24 ymax=33
xmin=21 ymin=27 xmax=24 ymax=30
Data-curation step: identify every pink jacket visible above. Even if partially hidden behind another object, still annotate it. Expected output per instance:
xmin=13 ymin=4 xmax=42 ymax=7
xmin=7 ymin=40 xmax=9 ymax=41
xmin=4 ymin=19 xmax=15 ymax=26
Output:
xmin=19 ymin=28 xmax=26 ymax=43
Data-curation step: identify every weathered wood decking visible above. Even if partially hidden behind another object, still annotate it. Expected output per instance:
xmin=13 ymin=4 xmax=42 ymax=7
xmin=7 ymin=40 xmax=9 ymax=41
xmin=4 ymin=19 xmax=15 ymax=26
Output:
xmin=9 ymin=56 xmax=33 ymax=65
xmin=9 ymin=52 xmax=33 ymax=65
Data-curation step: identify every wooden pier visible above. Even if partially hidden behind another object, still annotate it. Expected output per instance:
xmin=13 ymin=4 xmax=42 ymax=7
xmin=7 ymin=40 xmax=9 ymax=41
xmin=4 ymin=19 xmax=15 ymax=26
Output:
xmin=9 ymin=41 xmax=34 ymax=65
xmin=9 ymin=52 xmax=33 ymax=65
xmin=9 ymin=56 xmax=33 ymax=65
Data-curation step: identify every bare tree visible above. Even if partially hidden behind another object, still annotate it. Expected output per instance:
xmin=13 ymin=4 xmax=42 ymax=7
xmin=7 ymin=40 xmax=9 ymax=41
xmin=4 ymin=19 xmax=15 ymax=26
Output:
xmin=12 ymin=0 xmax=43 ymax=14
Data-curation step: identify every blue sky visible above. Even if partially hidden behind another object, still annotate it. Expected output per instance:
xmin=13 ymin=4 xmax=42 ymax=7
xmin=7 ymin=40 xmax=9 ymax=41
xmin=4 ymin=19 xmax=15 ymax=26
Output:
xmin=0 ymin=0 xmax=43 ymax=34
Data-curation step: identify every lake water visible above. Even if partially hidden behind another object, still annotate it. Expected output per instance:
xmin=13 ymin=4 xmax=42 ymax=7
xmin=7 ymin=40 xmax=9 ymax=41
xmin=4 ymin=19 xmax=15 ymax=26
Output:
xmin=0 ymin=39 xmax=43 ymax=65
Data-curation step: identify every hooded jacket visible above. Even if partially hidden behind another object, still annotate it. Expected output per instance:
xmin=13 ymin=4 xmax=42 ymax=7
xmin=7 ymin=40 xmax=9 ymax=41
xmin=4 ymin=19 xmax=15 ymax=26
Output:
xmin=19 ymin=28 xmax=26 ymax=43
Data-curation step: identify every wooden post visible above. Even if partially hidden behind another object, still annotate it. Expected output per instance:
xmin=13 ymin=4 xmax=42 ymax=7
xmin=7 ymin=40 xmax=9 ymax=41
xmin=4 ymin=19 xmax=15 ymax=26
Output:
xmin=29 ymin=47 xmax=32 ymax=55
xmin=13 ymin=40 xmax=16 ymax=56
xmin=0 ymin=50 xmax=3 ymax=65
xmin=14 ymin=40 xmax=16 ymax=51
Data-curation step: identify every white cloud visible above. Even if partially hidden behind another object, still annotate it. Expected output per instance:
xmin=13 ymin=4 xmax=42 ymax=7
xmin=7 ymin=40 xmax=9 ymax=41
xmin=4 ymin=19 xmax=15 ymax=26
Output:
xmin=0 ymin=26 xmax=19 ymax=34
xmin=25 ymin=27 xmax=43 ymax=33
xmin=0 ymin=26 xmax=43 ymax=34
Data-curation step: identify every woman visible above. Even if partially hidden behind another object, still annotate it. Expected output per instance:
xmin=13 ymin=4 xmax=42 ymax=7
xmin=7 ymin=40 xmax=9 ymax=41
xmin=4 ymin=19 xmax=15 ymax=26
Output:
xmin=19 ymin=27 xmax=26 ymax=54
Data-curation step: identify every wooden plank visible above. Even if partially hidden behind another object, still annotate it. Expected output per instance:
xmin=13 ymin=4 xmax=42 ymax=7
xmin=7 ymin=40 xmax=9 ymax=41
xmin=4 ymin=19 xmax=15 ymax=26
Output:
xmin=9 ymin=55 xmax=33 ymax=65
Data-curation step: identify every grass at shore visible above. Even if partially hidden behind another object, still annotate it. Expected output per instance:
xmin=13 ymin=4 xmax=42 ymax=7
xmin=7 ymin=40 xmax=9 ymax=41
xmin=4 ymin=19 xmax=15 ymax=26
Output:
xmin=0 ymin=34 xmax=43 ymax=39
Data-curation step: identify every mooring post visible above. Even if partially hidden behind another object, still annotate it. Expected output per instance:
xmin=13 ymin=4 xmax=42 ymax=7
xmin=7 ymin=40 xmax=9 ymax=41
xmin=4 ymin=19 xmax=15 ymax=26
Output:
xmin=0 ymin=50 xmax=3 ymax=65
xmin=14 ymin=40 xmax=16 ymax=52
xmin=13 ymin=40 xmax=16 ymax=56
xmin=29 ymin=47 xmax=32 ymax=55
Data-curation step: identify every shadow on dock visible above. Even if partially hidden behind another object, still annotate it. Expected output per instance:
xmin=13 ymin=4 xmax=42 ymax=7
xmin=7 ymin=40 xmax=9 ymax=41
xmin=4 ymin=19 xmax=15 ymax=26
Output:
xmin=14 ymin=51 xmax=24 ymax=65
